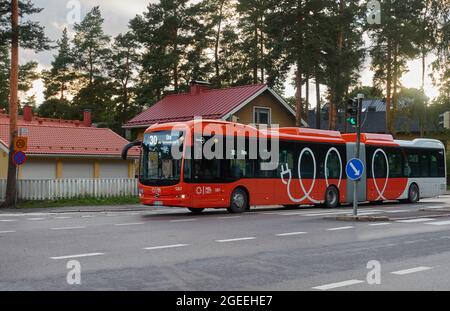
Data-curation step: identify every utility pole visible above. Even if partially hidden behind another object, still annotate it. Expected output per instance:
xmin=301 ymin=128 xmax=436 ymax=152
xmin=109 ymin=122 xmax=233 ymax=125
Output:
xmin=2 ymin=0 xmax=19 ymax=208
xmin=352 ymin=93 xmax=364 ymax=216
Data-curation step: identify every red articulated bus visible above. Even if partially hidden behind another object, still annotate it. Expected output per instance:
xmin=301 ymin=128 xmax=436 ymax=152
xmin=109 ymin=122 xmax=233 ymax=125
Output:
xmin=122 ymin=120 xmax=446 ymax=214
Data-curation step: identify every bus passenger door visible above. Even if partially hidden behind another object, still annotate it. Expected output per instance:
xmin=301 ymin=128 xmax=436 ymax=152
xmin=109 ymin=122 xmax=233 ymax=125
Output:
xmin=345 ymin=143 xmax=367 ymax=203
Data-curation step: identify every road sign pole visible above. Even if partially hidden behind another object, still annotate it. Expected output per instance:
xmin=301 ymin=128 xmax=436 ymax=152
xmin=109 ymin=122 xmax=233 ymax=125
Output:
xmin=353 ymin=94 xmax=364 ymax=216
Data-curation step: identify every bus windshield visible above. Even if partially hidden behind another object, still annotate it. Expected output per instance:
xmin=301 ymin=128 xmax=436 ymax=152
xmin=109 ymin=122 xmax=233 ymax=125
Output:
xmin=140 ymin=130 xmax=184 ymax=186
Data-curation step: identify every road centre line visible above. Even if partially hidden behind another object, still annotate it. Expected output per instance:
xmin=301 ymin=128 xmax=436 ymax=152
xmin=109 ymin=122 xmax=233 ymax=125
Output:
xmin=327 ymin=226 xmax=354 ymax=231
xmin=425 ymin=220 xmax=450 ymax=226
xmin=216 ymin=237 xmax=256 ymax=243
xmin=276 ymin=232 xmax=307 ymax=236
xmin=143 ymin=244 xmax=189 ymax=250
xmin=50 ymin=252 xmax=104 ymax=260
xmin=170 ymin=218 xmax=198 ymax=223
xmin=216 ymin=216 xmax=241 ymax=219
xmin=49 ymin=226 xmax=86 ymax=230
xmin=396 ymin=218 xmax=436 ymax=223
xmin=0 ymin=219 xmax=17 ymax=222
xmin=369 ymin=222 xmax=391 ymax=226
xmin=0 ymin=231 xmax=16 ymax=234
xmin=391 ymin=266 xmax=432 ymax=275
xmin=114 ymin=222 xmax=145 ymax=226
xmin=313 ymin=279 xmax=364 ymax=290
xmin=27 ymin=218 xmax=45 ymax=221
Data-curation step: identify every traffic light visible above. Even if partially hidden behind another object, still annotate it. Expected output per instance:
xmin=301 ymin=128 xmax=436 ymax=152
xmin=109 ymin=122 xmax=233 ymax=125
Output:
xmin=346 ymin=98 xmax=358 ymax=126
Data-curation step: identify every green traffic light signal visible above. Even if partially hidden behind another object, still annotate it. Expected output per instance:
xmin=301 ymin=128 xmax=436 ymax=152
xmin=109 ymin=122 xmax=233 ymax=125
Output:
xmin=347 ymin=117 xmax=357 ymax=126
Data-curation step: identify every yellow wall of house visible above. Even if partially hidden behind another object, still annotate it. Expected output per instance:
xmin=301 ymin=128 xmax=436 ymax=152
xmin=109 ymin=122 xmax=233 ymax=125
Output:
xmin=232 ymin=92 xmax=296 ymax=127
xmin=16 ymin=157 xmax=135 ymax=179
xmin=0 ymin=150 xmax=8 ymax=178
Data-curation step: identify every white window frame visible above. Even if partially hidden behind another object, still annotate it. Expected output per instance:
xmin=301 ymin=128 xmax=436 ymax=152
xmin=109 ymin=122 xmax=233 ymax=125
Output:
xmin=253 ymin=106 xmax=272 ymax=125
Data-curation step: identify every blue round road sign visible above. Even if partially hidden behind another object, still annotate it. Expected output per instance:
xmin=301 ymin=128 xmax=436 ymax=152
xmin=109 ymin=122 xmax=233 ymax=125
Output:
xmin=346 ymin=158 xmax=364 ymax=181
xmin=12 ymin=151 xmax=26 ymax=166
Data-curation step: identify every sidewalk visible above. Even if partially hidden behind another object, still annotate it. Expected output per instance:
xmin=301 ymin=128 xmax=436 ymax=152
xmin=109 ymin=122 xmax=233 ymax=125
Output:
xmin=0 ymin=204 xmax=152 ymax=214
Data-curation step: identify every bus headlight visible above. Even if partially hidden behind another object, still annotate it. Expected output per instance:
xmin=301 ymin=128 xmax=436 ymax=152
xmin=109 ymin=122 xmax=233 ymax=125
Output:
xmin=180 ymin=194 xmax=186 ymax=199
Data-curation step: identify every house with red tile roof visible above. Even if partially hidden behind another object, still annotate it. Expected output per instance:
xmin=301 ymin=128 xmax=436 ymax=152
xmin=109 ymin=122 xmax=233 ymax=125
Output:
xmin=0 ymin=106 xmax=139 ymax=179
xmin=123 ymin=82 xmax=307 ymax=139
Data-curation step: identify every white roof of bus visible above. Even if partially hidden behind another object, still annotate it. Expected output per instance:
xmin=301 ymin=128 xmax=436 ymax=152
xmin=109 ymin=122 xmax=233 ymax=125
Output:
xmin=395 ymin=138 xmax=445 ymax=149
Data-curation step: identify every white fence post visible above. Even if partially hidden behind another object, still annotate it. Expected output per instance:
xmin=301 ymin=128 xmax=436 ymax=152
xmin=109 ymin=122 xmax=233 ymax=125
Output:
xmin=0 ymin=178 xmax=138 ymax=201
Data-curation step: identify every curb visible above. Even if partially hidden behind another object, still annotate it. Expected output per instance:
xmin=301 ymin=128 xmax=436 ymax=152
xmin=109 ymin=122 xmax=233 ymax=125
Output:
xmin=324 ymin=215 xmax=390 ymax=222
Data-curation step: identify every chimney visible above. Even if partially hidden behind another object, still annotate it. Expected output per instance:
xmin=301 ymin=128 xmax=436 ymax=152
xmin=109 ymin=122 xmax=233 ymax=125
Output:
xmin=190 ymin=80 xmax=211 ymax=95
xmin=83 ymin=109 xmax=92 ymax=127
xmin=23 ymin=105 xmax=33 ymax=122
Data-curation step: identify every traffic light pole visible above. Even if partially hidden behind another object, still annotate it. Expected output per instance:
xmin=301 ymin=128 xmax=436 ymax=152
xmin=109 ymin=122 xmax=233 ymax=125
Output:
xmin=353 ymin=94 xmax=364 ymax=216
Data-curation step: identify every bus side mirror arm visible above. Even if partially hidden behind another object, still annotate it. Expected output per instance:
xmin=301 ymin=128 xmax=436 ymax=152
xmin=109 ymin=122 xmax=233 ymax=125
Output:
xmin=122 ymin=140 xmax=142 ymax=160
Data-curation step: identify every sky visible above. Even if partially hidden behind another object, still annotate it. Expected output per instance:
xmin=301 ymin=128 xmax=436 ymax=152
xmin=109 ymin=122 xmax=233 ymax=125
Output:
xmin=22 ymin=0 xmax=439 ymax=107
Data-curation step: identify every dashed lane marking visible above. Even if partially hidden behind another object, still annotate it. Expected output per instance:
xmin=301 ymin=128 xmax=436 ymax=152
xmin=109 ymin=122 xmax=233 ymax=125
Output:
xmin=114 ymin=222 xmax=145 ymax=226
xmin=143 ymin=244 xmax=190 ymax=250
xmin=49 ymin=226 xmax=86 ymax=230
xmin=215 ymin=237 xmax=256 ymax=243
xmin=425 ymin=220 xmax=450 ymax=226
xmin=50 ymin=252 xmax=104 ymax=260
xmin=391 ymin=266 xmax=432 ymax=275
xmin=170 ymin=219 xmax=198 ymax=223
xmin=276 ymin=232 xmax=307 ymax=236
xmin=369 ymin=222 xmax=391 ymax=226
xmin=313 ymin=279 xmax=365 ymax=290
xmin=396 ymin=218 xmax=436 ymax=223
xmin=326 ymin=226 xmax=354 ymax=231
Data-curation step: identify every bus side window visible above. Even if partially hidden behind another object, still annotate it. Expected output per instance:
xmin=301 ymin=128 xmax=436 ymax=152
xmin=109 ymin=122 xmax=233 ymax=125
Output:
xmin=420 ymin=152 xmax=430 ymax=177
xmin=406 ymin=152 xmax=420 ymax=177
xmin=430 ymin=153 xmax=438 ymax=177
xmin=388 ymin=151 xmax=402 ymax=178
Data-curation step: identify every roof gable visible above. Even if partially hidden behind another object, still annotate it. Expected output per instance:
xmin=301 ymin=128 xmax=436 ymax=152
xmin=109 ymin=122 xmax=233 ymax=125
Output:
xmin=123 ymin=84 xmax=298 ymax=128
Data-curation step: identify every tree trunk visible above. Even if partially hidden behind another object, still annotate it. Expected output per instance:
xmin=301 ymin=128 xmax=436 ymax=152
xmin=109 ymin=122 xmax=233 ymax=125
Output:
xmin=253 ymin=16 xmax=259 ymax=84
xmin=385 ymin=39 xmax=393 ymax=134
xmin=305 ymin=74 xmax=309 ymax=123
xmin=2 ymin=0 xmax=19 ymax=208
xmin=391 ymin=44 xmax=399 ymax=136
xmin=315 ymin=66 xmax=321 ymax=130
xmin=214 ymin=0 xmax=225 ymax=87
xmin=295 ymin=62 xmax=303 ymax=127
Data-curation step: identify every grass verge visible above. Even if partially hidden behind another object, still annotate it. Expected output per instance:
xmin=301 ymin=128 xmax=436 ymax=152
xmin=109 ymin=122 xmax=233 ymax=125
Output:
xmin=17 ymin=196 xmax=140 ymax=209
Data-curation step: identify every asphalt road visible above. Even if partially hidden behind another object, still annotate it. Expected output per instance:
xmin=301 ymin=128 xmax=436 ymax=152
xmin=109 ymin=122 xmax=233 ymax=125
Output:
xmin=1 ymin=197 xmax=450 ymax=291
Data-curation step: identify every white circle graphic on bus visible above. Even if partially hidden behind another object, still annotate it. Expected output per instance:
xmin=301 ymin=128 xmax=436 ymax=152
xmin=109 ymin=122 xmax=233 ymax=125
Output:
xmin=371 ymin=148 xmax=389 ymax=200
xmin=280 ymin=147 xmax=342 ymax=204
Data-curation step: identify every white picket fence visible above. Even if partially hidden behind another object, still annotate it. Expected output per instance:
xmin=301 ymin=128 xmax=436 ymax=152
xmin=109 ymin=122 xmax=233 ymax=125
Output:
xmin=0 ymin=178 xmax=138 ymax=201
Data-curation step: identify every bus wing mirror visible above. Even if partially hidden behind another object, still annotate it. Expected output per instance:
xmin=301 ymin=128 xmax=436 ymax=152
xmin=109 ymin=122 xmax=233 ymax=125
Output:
xmin=122 ymin=140 xmax=142 ymax=160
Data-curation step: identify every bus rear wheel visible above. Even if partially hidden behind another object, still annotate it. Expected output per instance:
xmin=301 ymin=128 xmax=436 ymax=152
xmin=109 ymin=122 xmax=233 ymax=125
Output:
xmin=227 ymin=188 xmax=248 ymax=213
xmin=188 ymin=208 xmax=204 ymax=214
xmin=324 ymin=186 xmax=339 ymax=209
xmin=406 ymin=183 xmax=420 ymax=203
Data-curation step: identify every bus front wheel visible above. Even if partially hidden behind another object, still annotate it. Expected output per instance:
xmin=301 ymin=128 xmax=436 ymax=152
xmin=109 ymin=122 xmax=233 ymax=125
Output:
xmin=324 ymin=186 xmax=340 ymax=209
xmin=227 ymin=188 xmax=248 ymax=213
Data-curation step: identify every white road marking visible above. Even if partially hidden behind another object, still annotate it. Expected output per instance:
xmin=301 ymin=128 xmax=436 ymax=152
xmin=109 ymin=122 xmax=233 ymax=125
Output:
xmin=425 ymin=220 xmax=450 ymax=226
xmin=327 ymin=226 xmax=354 ymax=231
xmin=216 ymin=216 xmax=241 ymax=219
xmin=143 ymin=244 xmax=189 ymax=250
xmin=216 ymin=237 xmax=256 ymax=243
xmin=313 ymin=279 xmax=364 ymax=290
xmin=422 ymin=206 xmax=448 ymax=209
xmin=50 ymin=252 xmax=104 ymax=260
xmin=0 ymin=231 xmax=16 ymax=234
xmin=396 ymin=218 xmax=435 ymax=223
xmin=391 ymin=266 xmax=432 ymax=275
xmin=49 ymin=226 xmax=85 ymax=230
xmin=385 ymin=210 xmax=408 ymax=213
xmin=81 ymin=215 xmax=95 ymax=218
xmin=170 ymin=219 xmax=198 ymax=223
xmin=54 ymin=216 xmax=72 ymax=219
xmin=27 ymin=218 xmax=45 ymax=221
xmin=369 ymin=222 xmax=391 ymax=226
xmin=0 ymin=219 xmax=17 ymax=222
xmin=114 ymin=222 xmax=145 ymax=226
xmin=276 ymin=232 xmax=307 ymax=236
xmin=304 ymin=211 xmax=352 ymax=217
